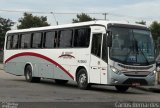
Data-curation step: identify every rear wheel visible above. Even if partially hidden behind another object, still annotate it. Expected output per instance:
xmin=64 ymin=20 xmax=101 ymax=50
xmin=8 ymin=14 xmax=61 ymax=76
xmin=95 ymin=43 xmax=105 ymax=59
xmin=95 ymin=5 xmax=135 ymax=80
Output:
xmin=55 ymin=79 xmax=68 ymax=85
xmin=115 ymin=85 xmax=129 ymax=92
xmin=76 ymin=68 xmax=91 ymax=89
xmin=25 ymin=65 xmax=41 ymax=83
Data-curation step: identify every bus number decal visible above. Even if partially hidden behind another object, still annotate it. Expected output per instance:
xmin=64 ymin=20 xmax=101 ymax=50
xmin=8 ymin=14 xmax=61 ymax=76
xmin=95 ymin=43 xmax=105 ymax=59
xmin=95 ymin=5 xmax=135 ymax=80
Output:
xmin=78 ymin=60 xmax=87 ymax=63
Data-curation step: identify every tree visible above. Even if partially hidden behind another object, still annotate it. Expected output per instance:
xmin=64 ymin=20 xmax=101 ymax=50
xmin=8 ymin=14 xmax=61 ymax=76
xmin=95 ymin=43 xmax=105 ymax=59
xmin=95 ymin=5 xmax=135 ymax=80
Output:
xmin=149 ymin=21 xmax=160 ymax=55
xmin=0 ymin=17 xmax=14 ymax=47
xmin=17 ymin=13 xmax=50 ymax=29
xmin=72 ymin=13 xmax=95 ymax=23
xmin=135 ymin=20 xmax=146 ymax=25
xmin=149 ymin=21 xmax=160 ymax=41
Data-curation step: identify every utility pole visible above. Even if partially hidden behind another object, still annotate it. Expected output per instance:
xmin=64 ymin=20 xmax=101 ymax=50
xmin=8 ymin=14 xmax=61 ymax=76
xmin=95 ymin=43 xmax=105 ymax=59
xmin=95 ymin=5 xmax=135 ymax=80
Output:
xmin=50 ymin=12 xmax=58 ymax=25
xmin=103 ymin=13 xmax=108 ymax=20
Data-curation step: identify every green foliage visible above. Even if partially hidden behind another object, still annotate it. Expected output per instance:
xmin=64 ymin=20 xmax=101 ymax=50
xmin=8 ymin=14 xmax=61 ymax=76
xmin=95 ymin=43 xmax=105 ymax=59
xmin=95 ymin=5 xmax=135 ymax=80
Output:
xmin=149 ymin=21 xmax=160 ymax=41
xmin=72 ymin=13 xmax=95 ymax=23
xmin=135 ymin=20 xmax=146 ymax=25
xmin=0 ymin=17 xmax=14 ymax=47
xmin=17 ymin=13 xmax=50 ymax=29
xmin=149 ymin=21 xmax=160 ymax=55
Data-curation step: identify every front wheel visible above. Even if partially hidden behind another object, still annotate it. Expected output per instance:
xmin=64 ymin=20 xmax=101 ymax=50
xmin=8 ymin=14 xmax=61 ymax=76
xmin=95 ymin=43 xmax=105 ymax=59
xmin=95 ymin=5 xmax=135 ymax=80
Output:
xmin=115 ymin=85 xmax=129 ymax=92
xmin=76 ymin=68 xmax=91 ymax=90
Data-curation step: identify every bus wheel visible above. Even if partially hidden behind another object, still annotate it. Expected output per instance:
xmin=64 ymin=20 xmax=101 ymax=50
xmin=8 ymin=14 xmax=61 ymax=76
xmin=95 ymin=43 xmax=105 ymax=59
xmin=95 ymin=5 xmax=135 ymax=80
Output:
xmin=115 ymin=85 xmax=129 ymax=92
xmin=25 ymin=65 xmax=40 ymax=83
xmin=77 ymin=68 xmax=91 ymax=90
xmin=55 ymin=79 xmax=68 ymax=85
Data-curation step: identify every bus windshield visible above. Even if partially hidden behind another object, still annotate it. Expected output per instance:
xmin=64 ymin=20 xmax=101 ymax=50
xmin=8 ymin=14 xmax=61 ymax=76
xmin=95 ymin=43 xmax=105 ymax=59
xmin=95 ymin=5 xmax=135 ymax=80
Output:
xmin=109 ymin=27 xmax=155 ymax=65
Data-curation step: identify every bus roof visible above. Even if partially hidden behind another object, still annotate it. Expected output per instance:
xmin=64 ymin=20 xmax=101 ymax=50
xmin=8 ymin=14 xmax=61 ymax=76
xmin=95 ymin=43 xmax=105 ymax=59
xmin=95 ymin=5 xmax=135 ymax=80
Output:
xmin=7 ymin=20 xmax=147 ymax=34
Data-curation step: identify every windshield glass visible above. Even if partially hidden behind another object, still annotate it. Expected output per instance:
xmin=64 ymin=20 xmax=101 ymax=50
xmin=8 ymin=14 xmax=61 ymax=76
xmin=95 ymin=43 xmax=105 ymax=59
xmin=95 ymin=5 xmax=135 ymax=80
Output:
xmin=110 ymin=27 xmax=155 ymax=65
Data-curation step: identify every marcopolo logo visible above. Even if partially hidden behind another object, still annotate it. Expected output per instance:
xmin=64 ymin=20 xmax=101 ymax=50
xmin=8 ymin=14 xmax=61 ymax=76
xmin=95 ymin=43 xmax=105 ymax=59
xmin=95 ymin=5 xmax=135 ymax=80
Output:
xmin=58 ymin=52 xmax=75 ymax=59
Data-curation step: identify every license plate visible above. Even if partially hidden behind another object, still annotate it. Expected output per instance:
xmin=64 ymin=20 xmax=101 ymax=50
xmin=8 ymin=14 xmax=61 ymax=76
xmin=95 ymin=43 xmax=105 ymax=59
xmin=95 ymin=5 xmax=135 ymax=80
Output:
xmin=132 ymin=83 xmax=140 ymax=86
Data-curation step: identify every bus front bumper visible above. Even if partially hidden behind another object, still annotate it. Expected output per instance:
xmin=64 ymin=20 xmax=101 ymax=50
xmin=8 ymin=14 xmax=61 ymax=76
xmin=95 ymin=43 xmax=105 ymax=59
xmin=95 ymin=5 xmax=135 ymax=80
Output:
xmin=108 ymin=67 xmax=156 ymax=86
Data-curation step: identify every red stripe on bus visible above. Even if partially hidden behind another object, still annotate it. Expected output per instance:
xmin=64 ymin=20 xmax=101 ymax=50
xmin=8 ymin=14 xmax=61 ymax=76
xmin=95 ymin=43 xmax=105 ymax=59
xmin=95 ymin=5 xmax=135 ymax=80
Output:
xmin=5 ymin=52 xmax=74 ymax=80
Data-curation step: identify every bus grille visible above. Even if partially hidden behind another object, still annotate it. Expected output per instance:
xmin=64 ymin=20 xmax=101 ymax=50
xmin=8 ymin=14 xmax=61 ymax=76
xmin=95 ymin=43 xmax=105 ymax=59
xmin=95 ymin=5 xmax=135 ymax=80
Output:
xmin=123 ymin=71 xmax=150 ymax=77
xmin=118 ymin=64 xmax=153 ymax=70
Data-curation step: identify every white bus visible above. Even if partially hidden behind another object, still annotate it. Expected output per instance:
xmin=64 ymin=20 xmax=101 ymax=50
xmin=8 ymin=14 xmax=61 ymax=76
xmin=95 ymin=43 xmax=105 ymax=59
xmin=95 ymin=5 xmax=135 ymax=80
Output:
xmin=3 ymin=21 xmax=156 ymax=92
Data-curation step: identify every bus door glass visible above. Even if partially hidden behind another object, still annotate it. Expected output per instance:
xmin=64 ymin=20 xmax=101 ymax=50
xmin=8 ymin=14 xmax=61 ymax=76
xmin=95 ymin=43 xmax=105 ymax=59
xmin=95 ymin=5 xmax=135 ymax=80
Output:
xmin=100 ymin=34 xmax=108 ymax=84
xmin=90 ymin=33 xmax=102 ymax=83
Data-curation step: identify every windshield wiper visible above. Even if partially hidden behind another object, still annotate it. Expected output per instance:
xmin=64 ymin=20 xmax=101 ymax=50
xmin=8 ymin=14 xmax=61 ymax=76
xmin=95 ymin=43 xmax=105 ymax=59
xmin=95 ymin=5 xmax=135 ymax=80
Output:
xmin=138 ymin=47 xmax=150 ymax=65
xmin=124 ymin=40 xmax=137 ymax=63
xmin=124 ymin=48 xmax=132 ymax=63
xmin=134 ymin=39 xmax=150 ymax=65
xmin=124 ymin=40 xmax=150 ymax=65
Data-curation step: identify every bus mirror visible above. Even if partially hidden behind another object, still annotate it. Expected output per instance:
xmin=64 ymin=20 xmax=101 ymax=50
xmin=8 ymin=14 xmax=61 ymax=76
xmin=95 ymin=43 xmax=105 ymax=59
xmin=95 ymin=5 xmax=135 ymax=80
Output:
xmin=107 ymin=31 xmax=112 ymax=47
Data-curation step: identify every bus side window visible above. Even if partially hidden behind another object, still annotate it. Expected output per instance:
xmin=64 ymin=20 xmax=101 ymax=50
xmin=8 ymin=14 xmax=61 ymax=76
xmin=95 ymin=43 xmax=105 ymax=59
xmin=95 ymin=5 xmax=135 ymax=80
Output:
xmin=32 ymin=32 xmax=42 ymax=48
xmin=6 ymin=34 xmax=19 ymax=49
xmin=91 ymin=33 xmax=102 ymax=58
xmin=44 ymin=31 xmax=56 ymax=48
xmin=6 ymin=35 xmax=12 ymax=49
xmin=20 ymin=33 xmax=32 ymax=49
xmin=58 ymin=30 xmax=73 ymax=48
xmin=12 ymin=34 xmax=19 ymax=49
xmin=74 ymin=28 xmax=90 ymax=47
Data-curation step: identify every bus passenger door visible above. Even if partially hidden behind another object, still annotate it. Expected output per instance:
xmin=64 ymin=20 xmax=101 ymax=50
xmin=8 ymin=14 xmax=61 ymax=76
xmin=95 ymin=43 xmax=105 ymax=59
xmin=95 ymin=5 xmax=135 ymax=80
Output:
xmin=90 ymin=33 xmax=102 ymax=84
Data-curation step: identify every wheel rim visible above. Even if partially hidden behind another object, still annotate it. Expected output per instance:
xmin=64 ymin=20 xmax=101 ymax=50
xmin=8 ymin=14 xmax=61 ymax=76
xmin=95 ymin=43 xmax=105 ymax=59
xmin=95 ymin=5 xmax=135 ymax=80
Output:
xmin=26 ymin=71 xmax=30 ymax=80
xmin=26 ymin=68 xmax=31 ymax=81
xmin=79 ymin=73 xmax=87 ymax=86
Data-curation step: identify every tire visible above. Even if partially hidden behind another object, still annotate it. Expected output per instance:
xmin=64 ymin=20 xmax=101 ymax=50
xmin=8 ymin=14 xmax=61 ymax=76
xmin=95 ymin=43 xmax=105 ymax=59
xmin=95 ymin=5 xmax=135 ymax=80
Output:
xmin=55 ymin=79 xmax=68 ymax=85
xmin=115 ymin=85 xmax=129 ymax=92
xmin=25 ymin=65 xmax=41 ymax=83
xmin=76 ymin=68 xmax=91 ymax=90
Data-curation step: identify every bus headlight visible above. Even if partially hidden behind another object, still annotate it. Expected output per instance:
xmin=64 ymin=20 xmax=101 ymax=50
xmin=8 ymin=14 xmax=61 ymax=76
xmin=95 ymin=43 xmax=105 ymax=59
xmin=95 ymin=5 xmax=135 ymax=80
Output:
xmin=149 ymin=70 xmax=156 ymax=76
xmin=110 ymin=66 xmax=122 ymax=75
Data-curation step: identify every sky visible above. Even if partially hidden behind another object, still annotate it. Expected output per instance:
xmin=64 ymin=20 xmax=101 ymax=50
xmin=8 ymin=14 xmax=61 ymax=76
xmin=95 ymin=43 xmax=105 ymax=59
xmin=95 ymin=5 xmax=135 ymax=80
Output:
xmin=0 ymin=0 xmax=160 ymax=29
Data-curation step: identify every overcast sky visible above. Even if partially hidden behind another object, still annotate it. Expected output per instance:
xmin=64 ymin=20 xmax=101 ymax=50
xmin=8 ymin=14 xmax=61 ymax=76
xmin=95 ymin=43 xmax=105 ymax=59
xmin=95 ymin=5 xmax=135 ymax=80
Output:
xmin=0 ymin=0 xmax=160 ymax=28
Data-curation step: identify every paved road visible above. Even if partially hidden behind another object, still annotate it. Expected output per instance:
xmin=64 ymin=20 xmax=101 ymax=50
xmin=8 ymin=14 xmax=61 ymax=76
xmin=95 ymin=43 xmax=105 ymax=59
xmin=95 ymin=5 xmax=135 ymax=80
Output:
xmin=0 ymin=64 xmax=160 ymax=107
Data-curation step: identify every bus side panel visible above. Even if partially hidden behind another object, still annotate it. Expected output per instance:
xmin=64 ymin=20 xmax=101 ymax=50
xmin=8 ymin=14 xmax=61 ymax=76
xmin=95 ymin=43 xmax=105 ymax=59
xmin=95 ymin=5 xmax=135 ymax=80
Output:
xmin=5 ymin=55 xmax=55 ymax=78
xmin=4 ymin=50 xmax=75 ymax=80
xmin=4 ymin=48 xmax=91 ymax=81
xmin=4 ymin=62 xmax=24 ymax=76
xmin=38 ymin=63 xmax=54 ymax=79
xmin=54 ymin=65 xmax=72 ymax=80
xmin=70 ymin=65 xmax=78 ymax=81
xmin=24 ymin=56 xmax=47 ymax=77
xmin=4 ymin=55 xmax=26 ymax=76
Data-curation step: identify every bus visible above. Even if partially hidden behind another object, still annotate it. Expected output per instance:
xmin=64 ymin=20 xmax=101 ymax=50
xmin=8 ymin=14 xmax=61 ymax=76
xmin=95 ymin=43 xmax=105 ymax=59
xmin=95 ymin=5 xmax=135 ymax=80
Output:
xmin=3 ymin=20 xmax=156 ymax=92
